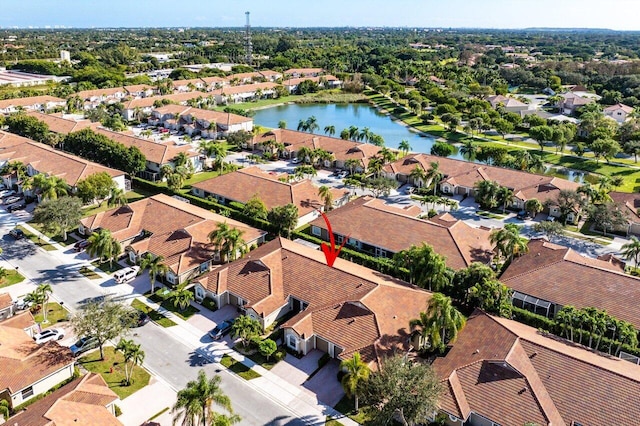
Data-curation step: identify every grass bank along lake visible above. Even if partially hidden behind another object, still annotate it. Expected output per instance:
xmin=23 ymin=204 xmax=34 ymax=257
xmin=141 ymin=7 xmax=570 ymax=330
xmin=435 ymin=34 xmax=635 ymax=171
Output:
xmin=252 ymin=103 xmax=467 ymax=159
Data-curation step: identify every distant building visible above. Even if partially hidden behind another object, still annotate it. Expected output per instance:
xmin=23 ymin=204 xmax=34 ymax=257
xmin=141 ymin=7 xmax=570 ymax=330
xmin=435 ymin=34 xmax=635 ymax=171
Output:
xmin=60 ymin=50 xmax=71 ymax=62
xmin=604 ymin=103 xmax=634 ymax=124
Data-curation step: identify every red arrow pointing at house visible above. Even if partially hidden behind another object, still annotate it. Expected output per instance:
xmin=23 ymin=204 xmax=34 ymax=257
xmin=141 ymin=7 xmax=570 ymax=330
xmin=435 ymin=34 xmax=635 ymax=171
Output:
xmin=317 ymin=210 xmax=349 ymax=267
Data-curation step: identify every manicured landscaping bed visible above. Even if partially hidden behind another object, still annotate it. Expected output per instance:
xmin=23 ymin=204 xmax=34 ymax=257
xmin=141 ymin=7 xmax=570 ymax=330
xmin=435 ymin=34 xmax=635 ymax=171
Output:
xmin=0 ymin=269 xmax=25 ymax=288
xmin=131 ymin=299 xmax=176 ymax=328
xmin=79 ymin=346 xmax=150 ymax=400
xmin=220 ymin=354 xmax=261 ymax=380
xmin=145 ymin=291 xmax=200 ymax=321
xmin=17 ymin=226 xmax=56 ymax=251
xmin=91 ymin=259 xmax=125 ymax=274
xmin=33 ymin=302 xmax=69 ymax=327
xmin=333 ymin=396 xmax=374 ymax=424
xmin=79 ymin=266 xmax=101 ymax=279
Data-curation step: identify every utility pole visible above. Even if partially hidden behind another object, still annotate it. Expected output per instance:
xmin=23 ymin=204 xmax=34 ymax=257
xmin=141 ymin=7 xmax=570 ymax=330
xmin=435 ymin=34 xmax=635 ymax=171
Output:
xmin=244 ymin=11 xmax=253 ymax=66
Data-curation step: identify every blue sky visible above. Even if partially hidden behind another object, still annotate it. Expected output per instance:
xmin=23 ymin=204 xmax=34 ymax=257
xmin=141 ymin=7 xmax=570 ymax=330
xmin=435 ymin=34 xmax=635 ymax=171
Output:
xmin=2 ymin=0 xmax=638 ymax=30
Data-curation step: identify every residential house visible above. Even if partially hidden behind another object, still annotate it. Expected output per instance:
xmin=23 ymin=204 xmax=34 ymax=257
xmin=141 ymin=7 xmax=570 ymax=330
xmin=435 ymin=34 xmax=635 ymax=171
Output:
xmin=124 ymin=84 xmax=156 ymax=98
xmin=308 ymin=197 xmax=494 ymax=269
xmin=0 ymin=315 xmax=75 ymax=409
xmin=26 ymin=111 xmax=92 ymax=135
xmin=500 ymin=238 xmax=639 ymax=326
xmin=120 ymin=91 xmax=212 ymax=121
xmin=149 ymin=105 xmax=253 ymax=137
xmin=7 ymin=373 xmax=122 ymax=425
xmin=200 ymin=76 xmax=230 ymax=91
xmin=93 ymin=127 xmax=202 ymax=179
xmin=80 ymin=194 xmax=267 ymax=285
xmin=1 ymin=310 xmax=37 ymax=338
xmin=609 ymin=191 xmax=640 ymax=236
xmin=282 ymin=75 xmax=342 ymax=94
xmin=434 ymin=309 xmax=640 ymax=426
xmin=0 ymin=293 xmax=13 ymax=321
xmin=604 ymin=103 xmax=634 ymax=123
xmin=227 ymin=71 xmax=269 ymax=84
xmin=212 ymin=82 xmax=279 ymax=104
xmin=191 ymin=166 xmax=350 ymax=227
xmin=0 ymin=131 xmax=127 ymax=192
xmin=258 ymin=70 xmax=283 ymax=82
xmin=252 ymin=129 xmax=381 ymax=171
xmin=194 ymin=237 xmax=432 ymax=366
xmin=556 ymin=92 xmax=596 ymax=115
xmin=284 ymin=68 xmax=325 ymax=78
xmin=0 ymin=95 xmax=66 ymax=114
xmin=485 ymin=94 xmax=529 ymax=113
xmin=383 ymin=153 xmax=582 ymax=215
xmin=75 ymin=87 xmax=128 ymax=108
xmin=171 ymin=78 xmax=207 ymax=92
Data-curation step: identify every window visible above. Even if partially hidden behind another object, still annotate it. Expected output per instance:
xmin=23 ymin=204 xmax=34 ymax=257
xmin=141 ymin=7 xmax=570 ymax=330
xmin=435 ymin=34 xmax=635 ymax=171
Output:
xmin=287 ymin=335 xmax=297 ymax=350
xmin=21 ymin=386 xmax=34 ymax=399
xmin=311 ymin=226 xmax=321 ymax=236
xmin=335 ymin=234 xmax=344 ymax=244
xmin=375 ymin=247 xmax=387 ymax=257
xmin=200 ymin=262 xmax=209 ymax=273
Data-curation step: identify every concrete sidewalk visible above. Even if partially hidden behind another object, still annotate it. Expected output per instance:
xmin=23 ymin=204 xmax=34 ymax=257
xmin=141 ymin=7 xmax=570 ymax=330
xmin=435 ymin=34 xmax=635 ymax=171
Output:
xmin=118 ymin=376 xmax=175 ymax=426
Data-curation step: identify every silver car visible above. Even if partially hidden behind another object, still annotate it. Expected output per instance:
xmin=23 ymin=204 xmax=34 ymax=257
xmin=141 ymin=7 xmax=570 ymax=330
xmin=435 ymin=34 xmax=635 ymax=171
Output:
xmin=33 ymin=328 xmax=65 ymax=344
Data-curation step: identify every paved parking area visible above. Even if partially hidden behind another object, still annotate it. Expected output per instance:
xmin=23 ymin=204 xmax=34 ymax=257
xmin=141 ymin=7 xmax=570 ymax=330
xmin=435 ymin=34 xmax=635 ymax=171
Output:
xmin=271 ymin=349 xmax=325 ymax=386
xmin=303 ymin=359 xmax=344 ymax=406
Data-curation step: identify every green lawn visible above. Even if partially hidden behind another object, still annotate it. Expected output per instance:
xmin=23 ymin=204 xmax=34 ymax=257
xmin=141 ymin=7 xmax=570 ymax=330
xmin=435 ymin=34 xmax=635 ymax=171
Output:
xmin=220 ymin=354 xmax=261 ymax=380
xmin=91 ymin=259 xmax=125 ymax=274
xmin=82 ymin=189 xmax=154 ymax=217
xmin=0 ymin=269 xmax=25 ymax=288
xmin=477 ymin=210 xmax=508 ymax=220
xmin=131 ymin=299 xmax=176 ymax=328
xmin=325 ymin=417 xmax=344 ymax=426
xmin=16 ymin=226 xmax=56 ymax=251
xmin=333 ymin=396 xmax=374 ymax=424
xmin=244 ymin=347 xmax=286 ymax=370
xmin=146 ymin=291 xmax=200 ymax=320
xmin=79 ymin=266 xmax=101 ymax=280
xmin=79 ymin=346 xmax=150 ymax=400
xmin=28 ymin=223 xmax=79 ymax=246
xmin=33 ymin=302 xmax=69 ymax=327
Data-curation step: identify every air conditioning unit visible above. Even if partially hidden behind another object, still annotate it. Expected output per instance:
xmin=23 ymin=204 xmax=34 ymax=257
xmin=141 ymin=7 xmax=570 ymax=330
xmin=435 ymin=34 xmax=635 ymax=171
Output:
xmin=212 ymin=253 xmax=221 ymax=262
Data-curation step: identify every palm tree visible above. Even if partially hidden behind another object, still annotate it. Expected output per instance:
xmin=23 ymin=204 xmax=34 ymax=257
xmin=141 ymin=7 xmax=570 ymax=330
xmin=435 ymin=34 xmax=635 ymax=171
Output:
xmin=172 ymin=370 xmax=237 ymax=426
xmin=425 ymin=162 xmax=444 ymax=196
xmin=497 ymin=186 xmax=514 ymax=214
xmin=173 ymin=152 xmax=189 ymax=168
xmin=379 ymin=147 xmax=397 ymax=164
xmin=278 ymin=120 xmax=287 ymax=129
xmin=318 ymin=185 xmax=333 ymax=211
xmin=621 ymin=236 xmax=640 ymax=272
xmin=33 ymin=174 xmax=68 ymax=200
xmin=297 ymin=119 xmax=308 ymax=132
xmin=223 ymin=228 xmax=245 ymax=262
xmin=324 ymin=125 xmax=336 ymax=136
xmin=459 ymin=140 xmax=477 ymax=160
xmin=358 ymin=127 xmax=372 ymax=143
xmin=412 ymin=293 xmax=465 ymax=351
xmin=209 ymin=144 xmax=228 ymax=175
xmin=344 ymin=159 xmax=361 ymax=175
xmin=209 ymin=222 xmax=231 ymax=257
xmin=339 ymin=352 xmax=370 ymax=413
xmin=297 ymin=146 xmax=314 ymax=165
xmin=37 ymin=283 xmax=53 ymax=323
xmin=169 ymin=283 xmax=195 ymax=311
xmin=474 ymin=180 xmax=501 ymax=210
xmin=0 ymin=399 xmax=9 ymax=422
xmin=107 ymin=187 xmax=128 ymax=207
xmin=116 ymin=338 xmax=145 ymax=386
xmin=398 ymin=139 xmax=412 ymax=156
xmin=305 ymin=116 xmax=319 ymax=133
xmin=490 ymin=223 xmax=528 ymax=264
xmin=409 ymin=166 xmax=427 ymax=187
xmin=139 ymin=253 xmax=169 ymax=293
xmin=86 ymin=229 xmax=121 ymax=266
xmin=367 ymin=156 xmax=384 ymax=178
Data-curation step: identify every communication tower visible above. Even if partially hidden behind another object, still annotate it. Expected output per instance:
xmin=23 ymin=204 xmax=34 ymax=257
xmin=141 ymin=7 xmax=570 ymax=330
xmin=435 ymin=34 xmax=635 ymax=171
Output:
xmin=244 ymin=11 xmax=253 ymax=65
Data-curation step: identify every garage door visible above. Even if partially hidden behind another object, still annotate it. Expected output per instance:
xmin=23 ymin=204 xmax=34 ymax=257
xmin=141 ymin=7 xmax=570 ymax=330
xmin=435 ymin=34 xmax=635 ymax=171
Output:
xmin=229 ymin=294 xmax=239 ymax=306
xmin=316 ymin=337 xmax=330 ymax=354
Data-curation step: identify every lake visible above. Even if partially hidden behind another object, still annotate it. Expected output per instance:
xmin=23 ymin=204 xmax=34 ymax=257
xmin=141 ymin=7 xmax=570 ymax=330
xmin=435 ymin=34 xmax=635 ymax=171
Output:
xmin=252 ymin=103 xmax=466 ymax=159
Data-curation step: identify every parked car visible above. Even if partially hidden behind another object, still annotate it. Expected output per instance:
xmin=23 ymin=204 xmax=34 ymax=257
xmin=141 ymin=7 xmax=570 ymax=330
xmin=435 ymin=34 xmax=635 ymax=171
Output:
xmin=14 ymin=297 xmax=32 ymax=310
xmin=7 ymin=202 xmax=26 ymax=213
xmin=545 ymin=215 xmax=556 ymax=222
xmin=291 ymin=157 xmax=302 ymax=164
xmin=1 ymin=190 xmax=17 ymax=199
xmin=74 ymin=240 xmax=90 ymax=252
xmin=208 ymin=319 xmax=235 ymax=340
xmin=70 ymin=336 xmax=99 ymax=356
xmin=134 ymin=311 xmax=150 ymax=327
xmin=113 ymin=266 xmax=140 ymax=284
xmin=337 ymin=171 xmax=349 ymax=179
xmin=9 ymin=228 xmax=25 ymax=239
xmin=516 ymin=210 xmax=531 ymax=220
xmin=33 ymin=328 xmax=65 ymax=344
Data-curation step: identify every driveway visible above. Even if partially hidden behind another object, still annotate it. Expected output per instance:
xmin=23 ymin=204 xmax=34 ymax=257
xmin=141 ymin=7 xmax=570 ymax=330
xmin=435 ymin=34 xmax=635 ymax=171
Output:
xmin=303 ymin=359 xmax=344 ymax=407
xmin=271 ymin=349 xmax=325 ymax=386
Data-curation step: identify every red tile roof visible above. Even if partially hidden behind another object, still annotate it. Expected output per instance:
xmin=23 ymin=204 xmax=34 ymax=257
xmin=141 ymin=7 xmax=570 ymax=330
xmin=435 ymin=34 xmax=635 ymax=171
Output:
xmin=26 ymin=111 xmax=92 ymax=134
xmin=308 ymin=197 xmax=494 ymax=269
xmin=197 ymin=237 xmax=432 ymax=366
xmin=500 ymin=238 xmax=640 ymax=328
xmin=0 ymin=95 xmax=65 ymax=110
xmin=434 ymin=310 xmax=640 ymax=426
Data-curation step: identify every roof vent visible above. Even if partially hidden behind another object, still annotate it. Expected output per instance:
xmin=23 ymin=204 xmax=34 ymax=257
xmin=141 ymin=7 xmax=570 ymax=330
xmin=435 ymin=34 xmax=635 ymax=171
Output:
xmin=537 ymin=252 xmax=541 ymax=256
xmin=348 ymin=319 xmax=355 ymax=324
xmin=393 ymin=315 xmax=397 ymax=319
xmin=356 ymin=283 xmax=362 ymax=288
xmin=518 ymin=388 xmax=527 ymax=395
xmin=529 ymin=352 xmax=538 ymax=359
xmin=474 ymin=349 xmax=480 ymax=354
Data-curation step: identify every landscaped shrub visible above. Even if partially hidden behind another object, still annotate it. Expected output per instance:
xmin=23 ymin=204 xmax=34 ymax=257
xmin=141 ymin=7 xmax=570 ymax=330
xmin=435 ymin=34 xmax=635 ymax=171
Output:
xmin=201 ymin=297 xmax=217 ymax=311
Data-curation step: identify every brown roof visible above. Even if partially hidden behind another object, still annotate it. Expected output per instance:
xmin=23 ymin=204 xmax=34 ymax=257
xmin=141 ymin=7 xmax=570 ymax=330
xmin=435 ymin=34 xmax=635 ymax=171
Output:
xmin=0 ymin=95 xmax=65 ymax=110
xmin=0 ymin=292 xmax=12 ymax=310
xmin=500 ymin=238 xmax=640 ymax=328
xmin=75 ymin=87 xmax=126 ymax=100
xmin=604 ymin=103 xmax=634 ymax=113
xmin=308 ymin=197 xmax=494 ymax=269
xmin=384 ymin=153 xmax=581 ymax=205
xmin=124 ymin=84 xmax=154 ymax=94
xmin=284 ymin=68 xmax=324 ymax=75
xmin=1 ymin=310 xmax=35 ymax=330
xmin=282 ymin=75 xmax=339 ymax=87
xmin=0 ymin=322 xmax=75 ymax=396
xmin=171 ymin=78 xmax=205 ymax=88
xmin=610 ymin=191 xmax=640 ymax=222
xmin=122 ymin=91 xmax=211 ymax=110
xmin=192 ymin=166 xmax=348 ymax=217
xmin=197 ymin=237 xmax=432 ymax=366
xmin=93 ymin=127 xmax=197 ymax=164
xmin=8 ymin=373 xmax=121 ymax=426
xmin=153 ymin=105 xmax=253 ymax=126
xmin=211 ymin=82 xmax=278 ymax=96
xmin=254 ymin=129 xmax=381 ymax=168
xmin=26 ymin=111 xmax=92 ymax=134
xmin=434 ymin=310 xmax=640 ymax=426
xmin=0 ymin=131 xmax=125 ymax=186
xmin=81 ymin=194 xmax=266 ymax=275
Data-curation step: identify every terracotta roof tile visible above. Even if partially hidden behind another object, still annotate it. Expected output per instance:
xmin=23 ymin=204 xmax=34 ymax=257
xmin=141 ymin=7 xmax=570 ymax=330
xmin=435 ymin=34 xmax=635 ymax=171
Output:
xmin=26 ymin=111 xmax=92 ymax=134
xmin=0 ymin=292 xmax=12 ymax=310
xmin=0 ymin=95 xmax=65 ymax=110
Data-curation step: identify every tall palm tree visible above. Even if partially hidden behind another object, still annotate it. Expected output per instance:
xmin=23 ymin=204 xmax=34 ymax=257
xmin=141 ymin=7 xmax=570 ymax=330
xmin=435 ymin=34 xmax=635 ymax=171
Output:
xmin=208 ymin=222 xmax=231 ymax=257
xmin=297 ymin=119 xmax=308 ymax=132
xmin=33 ymin=174 xmax=68 ymax=200
xmin=459 ymin=140 xmax=477 ymax=160
xmin=209 ymin=144 xmax=228 ymax=175
xmin=412 ymin=293 xmax=465 ymax=351
xmin=367 ymin=156 xmax=384 ymax=178
xmin=223 ymin=228 xmax=245 ymax=262
xmin=339 ymin=352 xmax=370 ymax=413
xmin=323 ymin=125 xmax=336 ymax=136
xmin=398 ymin=139 xmax=412 ymax=156
xmin=87 ymin=229 xmax=121 ymax=266
xmin=169 ymin=283 xmax=195 ymax=311
xmin=139 ymin=253 xmax=169 ymax=293
xmin=344 ymin=159 xmax=361 ymax=175
xmin=425 ymin=161 xmax=444 ymax=196
xmin=37 ymin=283 xmax=53 ymax=323
xmin=297 ymin=146 xmax=314 ymax=165
xmin=621 ymin=236 xmax=640 ymax=272
xmin=173 ymin=152 xmax=190 ymax=168
xmin=318 ymin=185 xmax=333 ymax=211
xmin=409 ymin=166 xmax=427 ymax=187
xmin=116 ymin=338 xmax=145 ymax=386
xmin=379 ymin=147 xmax=397 ymax=164
xmin=172 ymin=370 xmax=236 ymax=426
xmin=490 ymin=223 xmax=528 ymax=264
xmin=108 ymin=187 xmax=128 ymax=207
xmin=497 ymin=186 xmax=514 ymax=214
xmin=305 ymin=116 xmax=319 ymax=133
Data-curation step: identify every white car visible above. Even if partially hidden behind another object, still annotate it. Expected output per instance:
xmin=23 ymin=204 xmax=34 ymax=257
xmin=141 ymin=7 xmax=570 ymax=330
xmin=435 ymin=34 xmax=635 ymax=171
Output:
xmin=113 ymin=266 xmax=140 ymax=284
xmin=33 ymin=328 xmax=65 ymax=344
xmin=337 ymin=171 xmax=349 ymax=179
xmin=291 ymin=157 xmax=302 ymax=164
